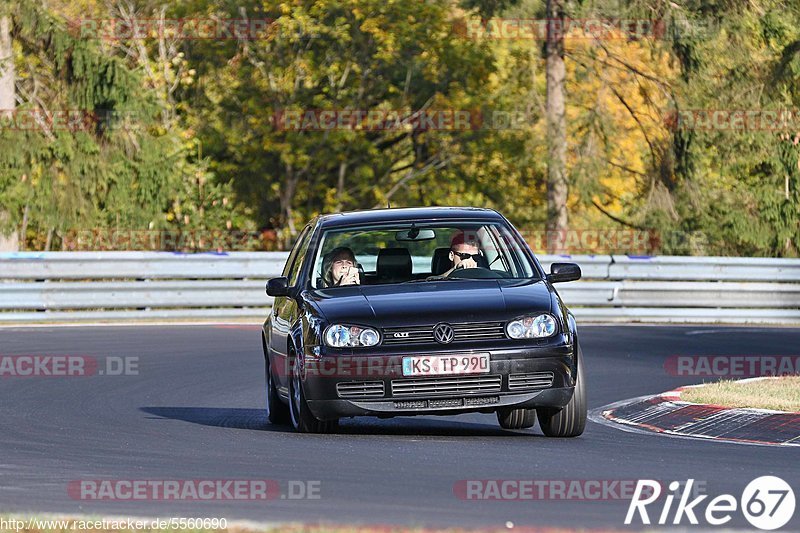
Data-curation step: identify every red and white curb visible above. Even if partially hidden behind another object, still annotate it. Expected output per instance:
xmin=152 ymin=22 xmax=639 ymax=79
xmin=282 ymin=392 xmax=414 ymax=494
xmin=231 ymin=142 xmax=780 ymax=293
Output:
xmin=589 ymin=379 xmax=800 ymax=447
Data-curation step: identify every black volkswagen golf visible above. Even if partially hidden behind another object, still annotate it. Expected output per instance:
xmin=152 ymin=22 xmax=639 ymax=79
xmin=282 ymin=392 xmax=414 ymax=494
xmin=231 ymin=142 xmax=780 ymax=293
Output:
xmin=262 ymin=207 xmax=586 ymax=436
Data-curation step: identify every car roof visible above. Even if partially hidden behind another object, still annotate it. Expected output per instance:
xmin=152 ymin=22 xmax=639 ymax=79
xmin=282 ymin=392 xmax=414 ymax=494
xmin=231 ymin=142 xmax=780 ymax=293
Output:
xmin=315 ymin=207 xmax=504 ymax=229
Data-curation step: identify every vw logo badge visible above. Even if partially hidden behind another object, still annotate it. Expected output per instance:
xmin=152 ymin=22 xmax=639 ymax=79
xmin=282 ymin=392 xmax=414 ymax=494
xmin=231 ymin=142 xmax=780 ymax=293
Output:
xmin=433 ymin=323 xmax=454 ymax=344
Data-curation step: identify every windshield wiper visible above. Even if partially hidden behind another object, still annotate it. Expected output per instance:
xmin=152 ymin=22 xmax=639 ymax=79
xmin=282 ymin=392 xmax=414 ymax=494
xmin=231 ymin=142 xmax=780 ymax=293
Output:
xmin=402 ymin=276 xmax=469 ymax=283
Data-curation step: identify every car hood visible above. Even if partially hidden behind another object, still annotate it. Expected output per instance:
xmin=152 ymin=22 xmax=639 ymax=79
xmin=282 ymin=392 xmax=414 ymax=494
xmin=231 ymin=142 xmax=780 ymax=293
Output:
xmin=306 ymin=279 xmax=553 ymax=326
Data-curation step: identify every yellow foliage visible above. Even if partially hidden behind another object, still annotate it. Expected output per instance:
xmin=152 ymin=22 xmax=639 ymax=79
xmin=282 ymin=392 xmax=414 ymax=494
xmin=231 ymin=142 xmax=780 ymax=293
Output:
xmin=565 ymin=33 xmax=676 ymax=228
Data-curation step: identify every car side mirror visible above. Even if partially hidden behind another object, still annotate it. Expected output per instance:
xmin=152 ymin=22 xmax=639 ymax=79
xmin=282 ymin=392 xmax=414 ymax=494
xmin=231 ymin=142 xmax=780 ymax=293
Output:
xmin=547 ymin=263 xmax=581 ymax=283
xmin=266 ymin=277 xmax=290 ymax=297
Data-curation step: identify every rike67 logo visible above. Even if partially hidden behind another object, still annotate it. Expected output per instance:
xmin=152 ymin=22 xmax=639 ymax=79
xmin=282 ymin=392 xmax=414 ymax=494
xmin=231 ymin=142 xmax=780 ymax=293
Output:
xmin=626 ymin=476 xmax=795 ymax=530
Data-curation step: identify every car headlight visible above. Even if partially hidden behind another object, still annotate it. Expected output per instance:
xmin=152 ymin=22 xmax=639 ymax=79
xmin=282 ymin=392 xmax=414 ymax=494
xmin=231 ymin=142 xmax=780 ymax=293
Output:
xmin=324 ymin=324 xmax=381 ymax=348
xmin=505 ymin=314 xmax=557 ymax=339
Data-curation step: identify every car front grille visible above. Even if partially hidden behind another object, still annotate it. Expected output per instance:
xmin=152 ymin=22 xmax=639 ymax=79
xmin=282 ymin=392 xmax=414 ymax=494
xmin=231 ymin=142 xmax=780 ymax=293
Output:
xmin=336 ymin=381 xmax=385 ymax=398
xmin=508 ymin=371 xmax=554 ymax=390
xmin=382 ymin=321 xmax=506 ymax=345
xmin=391 ymin=374 xmax=502 ymax=396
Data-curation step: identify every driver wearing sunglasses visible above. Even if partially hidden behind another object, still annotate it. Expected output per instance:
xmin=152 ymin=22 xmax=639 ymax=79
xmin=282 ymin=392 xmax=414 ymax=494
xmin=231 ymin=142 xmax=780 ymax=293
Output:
xmin=442 ymin=231 xmax=482 ymax=277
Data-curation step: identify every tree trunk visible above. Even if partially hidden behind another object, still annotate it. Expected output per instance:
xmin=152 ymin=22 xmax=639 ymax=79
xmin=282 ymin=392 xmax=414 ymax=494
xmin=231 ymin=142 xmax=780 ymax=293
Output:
xmin=279 ymin=164 xmax=299 ymax=248
xmin=0 ymin=14 xmax=19 ymax=251
xmin=545 ymin=0 xmax=568 ymax=253
xmin=335 ymin=161 xmax=347 ymax=211
xmin=0 ymin=16 xmax=13 ymax=110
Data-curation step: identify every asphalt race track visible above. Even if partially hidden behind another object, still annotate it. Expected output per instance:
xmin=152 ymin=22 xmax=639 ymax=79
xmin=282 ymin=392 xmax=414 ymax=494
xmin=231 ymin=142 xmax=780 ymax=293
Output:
xmin=1 ymin=325 xmax=798 ymax=529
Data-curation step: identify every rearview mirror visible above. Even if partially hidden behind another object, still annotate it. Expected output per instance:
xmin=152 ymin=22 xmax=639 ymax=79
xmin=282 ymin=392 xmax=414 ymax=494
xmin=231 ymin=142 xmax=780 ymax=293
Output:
xmin=547 ymin=263 xmax=581 ymax=283
xmin=395 ymin=228 xmax=435 ymax=241
xmin=266 ymin=277 xmax=290 ymax=297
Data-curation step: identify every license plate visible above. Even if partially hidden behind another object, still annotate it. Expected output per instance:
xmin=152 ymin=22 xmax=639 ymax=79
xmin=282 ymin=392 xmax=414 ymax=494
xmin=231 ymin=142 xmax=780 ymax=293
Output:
xmin=402 ymin=354 xmax=490 ymax=377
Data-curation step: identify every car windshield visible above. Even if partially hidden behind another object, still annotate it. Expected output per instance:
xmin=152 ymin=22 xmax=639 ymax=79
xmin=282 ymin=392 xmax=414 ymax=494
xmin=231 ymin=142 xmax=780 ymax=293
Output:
xmin=310 ymin=222 xmax=537 ymax=289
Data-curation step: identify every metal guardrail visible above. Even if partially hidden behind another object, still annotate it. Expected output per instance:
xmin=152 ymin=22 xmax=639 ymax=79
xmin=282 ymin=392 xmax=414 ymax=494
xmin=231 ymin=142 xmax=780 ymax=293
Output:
xmin=0 ymin=251 xmax=289 ymax=279
xmin=0 ymin=252 xmax=799 ymax=324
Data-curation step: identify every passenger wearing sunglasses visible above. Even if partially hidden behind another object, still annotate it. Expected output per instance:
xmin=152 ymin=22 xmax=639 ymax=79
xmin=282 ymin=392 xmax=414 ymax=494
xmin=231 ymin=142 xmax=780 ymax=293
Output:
xmin=442 ymin=231 xmax=483 ymax=277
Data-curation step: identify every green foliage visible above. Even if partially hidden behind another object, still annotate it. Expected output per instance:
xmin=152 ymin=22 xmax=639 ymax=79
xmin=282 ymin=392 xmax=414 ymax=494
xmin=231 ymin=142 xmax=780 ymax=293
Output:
xmin=184 ymin=0 xmax=504 ymax=243
xmin=0 ymin=0 xmax=250 ymax=250
xmin=2 ymin=0 xmax=799 ymax=255
xmin=649 ymin=0 xmax=800 ymax=256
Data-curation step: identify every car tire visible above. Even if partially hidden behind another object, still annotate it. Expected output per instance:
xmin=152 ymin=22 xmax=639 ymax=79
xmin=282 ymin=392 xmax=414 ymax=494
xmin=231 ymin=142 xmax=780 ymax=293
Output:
xmin=262 ymin=335 xmax=291 ymax=425
xmin=496 ymin=407 xmax=536 ymax=429
xmin=289 ymin=353 xmax=338 ymax=434
xmin=265 ymin=358 xmax=290 ymax=425
xmin=538 ymin=345 xmax=587 ymax=438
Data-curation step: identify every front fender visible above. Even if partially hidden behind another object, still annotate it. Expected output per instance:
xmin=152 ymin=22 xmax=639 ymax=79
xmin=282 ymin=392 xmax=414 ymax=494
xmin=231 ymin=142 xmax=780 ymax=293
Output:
xmin=553 ymin=292 xmax=579 ymax=381
xmin=262 ymin=317 xmax=271 ymax=360
xmin=288 ymin=308 xmax=324 ymax=378
xmin=568 ymin=311 xmax=580 ymax=381
xmin=568 ymin=311 xmax=578 ymax=345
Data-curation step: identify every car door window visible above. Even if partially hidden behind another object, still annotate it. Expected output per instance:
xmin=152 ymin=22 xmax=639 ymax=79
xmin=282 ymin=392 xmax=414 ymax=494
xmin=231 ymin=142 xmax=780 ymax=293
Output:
xmin=286 ymin=226 xmax=313 ymax=286
xmin=281 ymin=226 xmax=311 ymax=279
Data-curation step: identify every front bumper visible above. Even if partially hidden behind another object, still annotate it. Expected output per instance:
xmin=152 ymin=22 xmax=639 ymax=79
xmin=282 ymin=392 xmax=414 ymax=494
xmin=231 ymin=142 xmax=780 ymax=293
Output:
xmin=301 ymin=343 xmax=577 ymax=420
